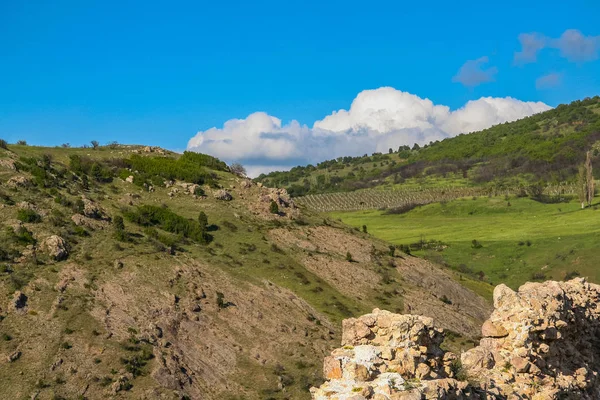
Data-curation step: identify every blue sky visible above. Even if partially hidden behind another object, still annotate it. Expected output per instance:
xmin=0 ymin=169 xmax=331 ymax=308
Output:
xmin=1 ymin=0 xmax=599 ymax=172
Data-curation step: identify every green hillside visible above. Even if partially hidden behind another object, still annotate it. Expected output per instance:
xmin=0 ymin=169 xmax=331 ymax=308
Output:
xmin=256 ymin=96 xmax=600 ymax=196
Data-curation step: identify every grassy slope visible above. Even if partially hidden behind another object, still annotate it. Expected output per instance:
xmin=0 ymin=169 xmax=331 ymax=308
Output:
xmin=2 ymin=143 xmax=488 ymax=399
xmin=330 ymin=196 xmax=600 ymax=290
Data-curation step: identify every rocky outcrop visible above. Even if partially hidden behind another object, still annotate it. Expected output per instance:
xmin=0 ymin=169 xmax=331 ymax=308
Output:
xmin=71 ymin=214 xmax=110 ymax=230
xmin=312 ymin=279 xmax=600 ymax=400
xmin=6 ymin=175 xmax=31 ymax=188
xmin=311 ymin=310 xmax=470 ymax=399
xmin=41 ymin=235 xmax=69 ymax=261
xmin=81 ymin=197 xmax=105 ymax=219
xmin=462 ymin=278 xmax=600 ymax=399
xmin=214 ymin=189 xmax=233 ymax=201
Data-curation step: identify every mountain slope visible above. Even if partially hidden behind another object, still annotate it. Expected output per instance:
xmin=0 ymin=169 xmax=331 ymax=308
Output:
xmin=256 ymin=96 xmax=600 ymax=195
xmin=0 ymin=143 xmax=489 ymax=399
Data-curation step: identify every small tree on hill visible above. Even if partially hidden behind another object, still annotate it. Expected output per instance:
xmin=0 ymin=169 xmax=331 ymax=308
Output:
xmin=578 ymin=150 xmax=594 ymax=208
xmin=198 ymin=211 xmax=208 ymax=231
xmin=229 ymin=162 xmax=247 ymax=177
xmin=362 ymin=225 xmax=368 ymax=233
xmin=269 ymin=200 xmax=279 ymax=214
xmin=91 ymin=140 xmax=99 ymax=149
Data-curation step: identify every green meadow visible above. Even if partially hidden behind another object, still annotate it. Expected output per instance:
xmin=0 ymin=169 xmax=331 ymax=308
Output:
xmin=330 ymin=196 xmax=600 ymax=290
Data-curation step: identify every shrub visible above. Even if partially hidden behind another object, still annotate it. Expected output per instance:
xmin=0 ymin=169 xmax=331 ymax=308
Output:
xmin=194 ymin=186 xmax=205 ymax=196
xmin=346 ymin=251 xmax=353 ymax=262
xmin=471 ymin=239 xmax=483 ymax=249
xmin=0 ymin=139 xmax=7 ymax=149
xmin=16 ymin=140 xmax=27 ymax=146
xmin=17 ymin=208 xmax=42 ymax=223
xmin=269 ymin=200 xmax=279 ymax=214
xmin=362 ymin=225 xmax=368 ymax=233
xmin=531 ymin=272 xmax=546 ymax=281
xmin=8 ymin=226 xmax=36 ymax=245
xmin=124 ymin=205 xmax=210 ymax=244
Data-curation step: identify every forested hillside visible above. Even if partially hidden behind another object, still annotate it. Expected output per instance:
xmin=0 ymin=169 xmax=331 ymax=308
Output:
xmin=256 ymin=97 xmax=600 ymax=196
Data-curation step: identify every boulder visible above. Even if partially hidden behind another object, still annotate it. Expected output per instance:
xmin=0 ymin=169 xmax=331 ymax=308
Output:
xmin=214 ymin=190 xmax=232 ymax=201
xmin=41 ymin=235 xmax=69 ymax=261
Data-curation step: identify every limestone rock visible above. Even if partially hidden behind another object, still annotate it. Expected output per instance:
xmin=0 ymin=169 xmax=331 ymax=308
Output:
xmin=214 ymin=190 xmax=232 ymax=201
xmin=312 ymin=279 xmax=600 ymax=399
xmin=41 ymin=235 xmax=69 ymax=261
xmin=10 ymin=291 xmax=28 ymax=312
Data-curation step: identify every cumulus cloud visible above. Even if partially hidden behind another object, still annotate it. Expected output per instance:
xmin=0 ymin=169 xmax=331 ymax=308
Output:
xmin=452 ymin=56 xmax=498 ymax=87
xmin=535 ymin=73 xmax=562 ymax=90
xmin=515 ymin=29 xmax=600 ymax=64
xmin=187 ymin=87 xmax=551 ymax=176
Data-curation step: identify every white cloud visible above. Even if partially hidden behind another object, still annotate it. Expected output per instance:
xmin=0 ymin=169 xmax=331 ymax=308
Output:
xmin=515 ymin=29 xmax=600 ymax=64
xmin=187 ymin=87 xmax=552 ymax=177
xmin=452 ymin=56 xmax=498 ymax=87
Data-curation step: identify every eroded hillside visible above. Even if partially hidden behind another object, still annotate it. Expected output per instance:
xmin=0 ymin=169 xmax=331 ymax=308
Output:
xmin=0 ymin=143 xmax=489 ymax=399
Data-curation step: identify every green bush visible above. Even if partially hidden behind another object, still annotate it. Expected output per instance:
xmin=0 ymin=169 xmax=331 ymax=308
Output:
xmin=8 ymin=226 xmax=36 ymax=246
xmin=127 ymin=152 xmax=224 ymax=186
xmin=124 ymin=205 xmax=210 ymax=244
xmin=0 ymin=139 xmax=7 ymax=149
xmin=17 ymin=208 xmax=42 ymax=223
xmin=269 ymin=200 xmax=279 ymax=214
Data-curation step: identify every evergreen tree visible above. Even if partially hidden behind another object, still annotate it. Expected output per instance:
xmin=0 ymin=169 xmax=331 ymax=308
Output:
xmin=269 ymin=200 xmax=279 ymax=214
xmin=198 ymin=211 xmax=208 ymax=231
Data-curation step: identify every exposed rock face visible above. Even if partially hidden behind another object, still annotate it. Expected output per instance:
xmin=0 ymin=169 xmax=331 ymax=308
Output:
xmin=214 ymin=189 xmax=233 ymax=201
xmin=462 ymin=278 xmax=600 ymax=399
xmin=71 ymin=214 xmax=110 ymax=230
xmin=41 ymin=235 xmax=69 ymax=261
xmin=82 ymin=197 xmax=105 ymax=219
xmin=6 ymin=175 xmax=31 ymax=188
xmin=311 ymin=310 xmax=470 ymax=399
xmin=312 ymin=279 xmax=600 ymax=400
xmin=0 ymin=159 xmax=16 ymax=170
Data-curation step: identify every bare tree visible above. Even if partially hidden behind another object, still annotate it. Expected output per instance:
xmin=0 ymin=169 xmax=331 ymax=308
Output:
xmin=578 ymin=150 xmax=594 ymax=208
xmin=229 ymin=162 xmax=247 ymax=177
xmin=586 ymin=150 xmax=594 ymax=207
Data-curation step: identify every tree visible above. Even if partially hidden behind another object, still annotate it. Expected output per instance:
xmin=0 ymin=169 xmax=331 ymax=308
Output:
xmin=198 ymin=211 xmax=208 ymax=231
xmin=412 ymin=143 xmax=420 ymax=151
xmin=388 ymin=148 xmax=393 ymax=154
xmin=269 ymin=200 xmax=279 ymax=214
xmin=113 ymin=215 xmax=127 ymax=241
xmin=229 ymin=162 xmax=247 ymax=177
xmin=91 ymin=140 xmax=99 ymax=149
xmin=578 ymin=150 xmax=595 ymax=208
xmin=345 ymin=251 xmax=353 ymax=262
xmin=113 ymin=215 xmax=125 ymax=231
xmin=16 ymin=140 xmax=27 ymax=146
xmin=362 ymin=225 xmax=368 ymax=233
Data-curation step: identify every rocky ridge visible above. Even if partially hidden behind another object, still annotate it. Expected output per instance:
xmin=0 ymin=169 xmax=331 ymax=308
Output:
xmin=311 ymin=278 xmax=600 ymax=399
